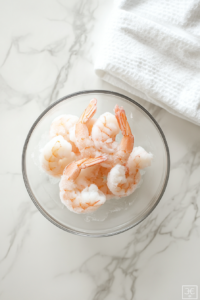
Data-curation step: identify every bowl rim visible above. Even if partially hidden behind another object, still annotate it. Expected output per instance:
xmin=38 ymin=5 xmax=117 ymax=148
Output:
xmin=22 ymin=90 xmax=170 ymax=238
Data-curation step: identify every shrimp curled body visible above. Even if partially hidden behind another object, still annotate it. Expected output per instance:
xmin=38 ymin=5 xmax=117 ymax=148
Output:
xmin=50 ymin=114 xmax=79 ymax=153
xmin=107 ymin=164 xmax=141 ymax=197
xmin=107 ymin=146 xmax=153 ymax=197
xmin=40 ymin=135 xmax=76 ymax=177
xmin=59 ymin=156 xmax=108 ymax=214
xmin=91 ymin=112 xmax=120 ymax=154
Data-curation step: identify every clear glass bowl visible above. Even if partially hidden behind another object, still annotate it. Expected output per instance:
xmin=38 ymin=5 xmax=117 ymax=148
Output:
xmin=22 ymin=90 xmax=170 ymax=237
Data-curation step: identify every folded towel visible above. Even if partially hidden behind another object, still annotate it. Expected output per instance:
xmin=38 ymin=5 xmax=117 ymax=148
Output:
xmin=95 ymin=0 xmax=200 ymax=125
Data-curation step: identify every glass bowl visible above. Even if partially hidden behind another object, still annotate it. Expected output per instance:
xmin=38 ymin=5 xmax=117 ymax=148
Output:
xmin=22 ymin=90 xmax=170 ymax=237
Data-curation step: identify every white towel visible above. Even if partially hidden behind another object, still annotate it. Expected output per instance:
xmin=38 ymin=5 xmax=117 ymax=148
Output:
xmin=95 ymin=0 xmax=200 ymax=125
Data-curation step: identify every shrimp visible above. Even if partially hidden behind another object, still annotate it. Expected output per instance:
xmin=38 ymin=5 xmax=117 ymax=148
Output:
xmin=93 ymin=105 xmax=134 ymax=169
xmin=80 ymin=165 xmax=114 ymax=200
xmin=107 ymin=165 xmax=140 ymax=197
xmin=127 ymin=146 xmax=153 ymax=171
xmin=49 ymin=114 xmax=79 ymax=154
xmin=40 ymin=135 xmax=76 ymax=177
xmin=113 ymin=105 xmax=134 ymax=165
xmin=69 ymin=118 xmax=96 ymax=148
xmin=75 ymin=99 xmax=98 ymax=158
xmin=91 ymin=112 xmax=120 ymax=154
xmin=107 ymin=146 xmax=153 ymax=197
xmin=59 ymin=156 xmax=107 ymax=214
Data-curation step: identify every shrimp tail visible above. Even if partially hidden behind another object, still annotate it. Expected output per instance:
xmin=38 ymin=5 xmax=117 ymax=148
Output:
xmin=63 ymin=156 xmax=107 ymax=180
xmin=114 ymin=105 xmax=132 ymax=136
xmin=79 ymin=98 xmax=97 ymax=124
xmin=115 ymin=105 xmax=134 ymax=156
xmin=78 ymin=156 xmax=107 ymax=169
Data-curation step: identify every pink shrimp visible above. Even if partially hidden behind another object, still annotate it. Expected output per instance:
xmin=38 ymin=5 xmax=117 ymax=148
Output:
xmin=49 ymin=114 xmax=80 ymax=154
xmin=97 ymin=105 xmax=135 ymax=168
xmin=40 ymin=135 xmax=76 ymax=177
xmin=107 ymin=146 xmax=153 ymax=197
xmin=59 ymin=156 xmax=108 ymax=213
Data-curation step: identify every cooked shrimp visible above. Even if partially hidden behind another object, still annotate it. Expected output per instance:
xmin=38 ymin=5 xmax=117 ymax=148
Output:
xmin=40 ymin=135 xmax=76 ymax=177
xmin=93 ymin=105 xmax=134 ymax=168
xmin=91 ymin=112 xmax=120 ymax=154
xmin=50 ymin=114 xmax=79 ymax=153
xmin=69 ymin=118 xmax=96 ymax=147
xmin=107 ymin=164 xmax=141 ymax=197
xmin=127 ymin=146 xmax=153 ymax=171
xmin=59 ymin=156 xmax=107 ymax=214
xmin=81 ymin=165 xmax=114 ymax=200
xmin=107 ymin=146 xmax=153 ymax=196
xmin=114 ymin=105 xmax=134 ymax=165
xmin=75 ymin=99 xmax=98 ymax=158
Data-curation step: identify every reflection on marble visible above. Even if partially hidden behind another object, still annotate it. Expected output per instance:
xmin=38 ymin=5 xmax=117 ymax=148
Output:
xmin=0 ymin=0 xmax=200 ymax=299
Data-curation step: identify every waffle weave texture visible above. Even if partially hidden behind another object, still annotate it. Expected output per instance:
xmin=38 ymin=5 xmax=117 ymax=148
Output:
xmin=95 ymin=0 xmax=200 ymax=125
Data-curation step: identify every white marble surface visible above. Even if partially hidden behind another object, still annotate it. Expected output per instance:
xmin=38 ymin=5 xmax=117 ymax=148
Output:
xmin=0 ymin=0 xmax=200 ymax=299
